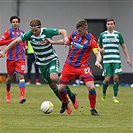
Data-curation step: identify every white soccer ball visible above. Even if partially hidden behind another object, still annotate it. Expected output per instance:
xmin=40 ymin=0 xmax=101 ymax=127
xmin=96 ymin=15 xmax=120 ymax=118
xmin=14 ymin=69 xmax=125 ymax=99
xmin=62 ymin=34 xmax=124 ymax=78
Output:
xmin=40 ymin=101 xmax=54 ymax=114
xmin=131 ymin=84 xmax=133 ymax=88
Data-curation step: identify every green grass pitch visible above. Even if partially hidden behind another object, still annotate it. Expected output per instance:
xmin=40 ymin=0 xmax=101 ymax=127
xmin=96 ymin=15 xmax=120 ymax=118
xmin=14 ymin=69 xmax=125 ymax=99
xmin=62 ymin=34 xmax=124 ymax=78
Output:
xmin=0 ymin=83 xmax=133 ymax=133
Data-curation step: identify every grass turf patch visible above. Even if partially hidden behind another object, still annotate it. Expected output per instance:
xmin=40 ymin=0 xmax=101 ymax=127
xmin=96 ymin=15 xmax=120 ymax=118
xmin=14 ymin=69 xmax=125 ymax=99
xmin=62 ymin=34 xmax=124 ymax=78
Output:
xmin=0 ymin=83 xmax=133 ymax=133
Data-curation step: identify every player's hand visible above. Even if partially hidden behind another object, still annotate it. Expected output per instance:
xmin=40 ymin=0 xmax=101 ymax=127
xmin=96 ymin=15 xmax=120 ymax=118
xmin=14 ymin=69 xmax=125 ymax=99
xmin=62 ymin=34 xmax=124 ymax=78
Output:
xmin=63 ymin=38 xmax=69 ymax=47
xmin=44 ymin=39 xmax=49 ymax=44
xmin=127 ymin=58 xmax=132 ymax=67
xmin=100 ymin=48 xmax=105 ymax=54
xmin=95 ymin=61 xmax=102 ymax=69
xmin=0 ymin=51 xmax=5 ymax=58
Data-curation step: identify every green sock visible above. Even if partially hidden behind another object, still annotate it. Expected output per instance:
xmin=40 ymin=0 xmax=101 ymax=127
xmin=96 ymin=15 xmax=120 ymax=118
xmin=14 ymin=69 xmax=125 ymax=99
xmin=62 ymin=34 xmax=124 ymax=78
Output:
xmin=55 ymin=77 xmax=74 ymax=98
xmin=102 ymin=81 xmax=109 ymax=95
xmin=65 ymin=85 xmax=74 ymax=98
xmin=53 ymin=84 xmax=62 ymax=101
xmin=113 ymin=82 xmax=119 ymax=97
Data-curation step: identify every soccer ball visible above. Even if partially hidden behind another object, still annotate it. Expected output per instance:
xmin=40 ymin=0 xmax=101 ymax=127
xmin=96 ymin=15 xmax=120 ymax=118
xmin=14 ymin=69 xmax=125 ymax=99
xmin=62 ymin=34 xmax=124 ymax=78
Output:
xmin=40 ymin=101 xmax=54 ymax=114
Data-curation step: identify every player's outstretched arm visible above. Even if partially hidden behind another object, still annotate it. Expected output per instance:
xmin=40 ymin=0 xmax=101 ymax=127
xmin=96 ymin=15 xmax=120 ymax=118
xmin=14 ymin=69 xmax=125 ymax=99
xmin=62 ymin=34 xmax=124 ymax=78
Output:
xmin=58 ymin=29 xmax=69 ymax=46
xmin=0 ymin=37 xmax=22 ymax=57
xmin=46 ymin=38 xmax=64 ymax=45
xmin=46 ymin=38 xmax=70 ymax=48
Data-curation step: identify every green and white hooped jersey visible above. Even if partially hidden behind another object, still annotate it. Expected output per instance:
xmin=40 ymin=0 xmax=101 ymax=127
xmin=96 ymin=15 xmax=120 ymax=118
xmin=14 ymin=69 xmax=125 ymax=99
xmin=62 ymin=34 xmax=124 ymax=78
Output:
xmin=21 ymin=27 xmax=59 ymax=66
xmin=98 ymin=30 xmax=124 ymax=64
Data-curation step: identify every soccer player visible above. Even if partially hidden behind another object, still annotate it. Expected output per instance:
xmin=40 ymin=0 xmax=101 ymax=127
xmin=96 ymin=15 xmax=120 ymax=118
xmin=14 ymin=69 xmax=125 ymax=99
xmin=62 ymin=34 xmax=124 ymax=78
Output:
xmin=98 ymin=18 xmax=132 ymax=103
xmin=47 ymin=19 xmax=102 ymax=116
xmin=0 ymin=16 xmax=27 ymax=103
xmin=0 ymin=19 xmax=78 ymax=113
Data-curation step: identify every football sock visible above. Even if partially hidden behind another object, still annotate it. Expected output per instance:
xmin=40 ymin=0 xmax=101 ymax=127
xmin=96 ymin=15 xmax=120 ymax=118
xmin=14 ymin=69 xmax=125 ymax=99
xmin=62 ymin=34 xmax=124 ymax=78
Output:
xmin=65 ymin=85 xmax=73 ymax=98
xmin=20 ymin=87 xmax=25 ymax=99
xmin=53 ymin=85 xmax=62 ymax=101
xmin=6 ymin=83 xmax=11 ymax=92
xmin=113 ymin=82 xmax=119 ymax=97
xmin=19 ymin=80 xmax=26 ymax=99
xmin=102 ymin=81 xmax=109 ymax=95
xmin=59 ymin=89 xmax=68 ymax=103
xmin=66 ymin=85 xmax=76 ymax=103
xmin=27 ymin=79 xmax=31 ymax=82
xmin=35 ymin=78 xmax=39 ymax=82
xmin=88 ymin=89 xmax=96 ymax=109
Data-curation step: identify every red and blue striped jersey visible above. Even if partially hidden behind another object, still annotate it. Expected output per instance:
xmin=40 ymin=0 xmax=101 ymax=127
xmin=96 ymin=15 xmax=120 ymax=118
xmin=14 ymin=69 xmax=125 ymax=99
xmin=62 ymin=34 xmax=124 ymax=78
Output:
xmin=0 ymin=27 xmax=26 ymax=60
xmin=66 ymin=30 xmax=98 ymax=67
xmin=0 ymin=39 xmax=13 ymax=46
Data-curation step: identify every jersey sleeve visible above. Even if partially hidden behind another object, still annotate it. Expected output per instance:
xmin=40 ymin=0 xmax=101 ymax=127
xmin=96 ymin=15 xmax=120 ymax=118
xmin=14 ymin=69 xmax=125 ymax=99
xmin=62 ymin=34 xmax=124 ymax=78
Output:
xmin=0 ymin=29 xmax=13 ymax=46
xmin=68 ymin=33 xmax=72 ymax=43
xmin=0 ymin=39 xmax=13 ymax=46
xmin=44 ymin=28 xmax=59 ymax=38
xmin=20 ymin=31 xmax=31 ymax=41
xmin=68 ymin=30 xmax=76 ymax=46
xmin=90 ymin=34 xmax=98 ymax=49
xmin=90 ymin=35 xmax=99 ymax=54
xmin=97 ymin=33 xmax=103 ymax=47
xmin=2 ymin=29 xmax=10 ymax=40
xmin=118 ymin=32 xmax=124 ymax=45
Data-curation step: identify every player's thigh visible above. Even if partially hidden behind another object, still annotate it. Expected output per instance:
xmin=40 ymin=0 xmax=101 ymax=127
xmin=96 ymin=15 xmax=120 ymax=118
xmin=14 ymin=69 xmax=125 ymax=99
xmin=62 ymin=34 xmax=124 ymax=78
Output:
xmin=16 ymin=60 xmax=26 ymax=74
xmin=102 ymin=63 xmax=113 ymax=76
xmin=60 ymin=73 xmax=75 ymax=84
xmin=79 ymin=65 xmax=94 ymax=83
xmin=113 ymin=63 xmax=122 ymax=75
xmin=49 ymin=60 xmax=60 ymax=74
xmin=59 ymin=63 xmax=76 ymax=84
xmin=39 ymin=65 xmax=51 ymax=84
xmin=6 ymin=60 xmax=15 ymax=74
xmin=39 ymin=63 xmax=59 ymax=84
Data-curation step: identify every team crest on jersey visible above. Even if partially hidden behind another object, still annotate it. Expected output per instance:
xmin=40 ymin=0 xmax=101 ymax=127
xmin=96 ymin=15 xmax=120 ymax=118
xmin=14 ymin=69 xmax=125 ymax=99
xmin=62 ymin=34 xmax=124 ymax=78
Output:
xmin=103 ymin=38 xmax=116 ymax=43
xmin=84 ymin=40 xmax=88 ymax=44
xmin=38 ymin=39 xmax=49 ymax=45
xmin=73 ymin=42 xmax=83 ymax=49
xmin=109 ymin=38 xmax=116 ymax=42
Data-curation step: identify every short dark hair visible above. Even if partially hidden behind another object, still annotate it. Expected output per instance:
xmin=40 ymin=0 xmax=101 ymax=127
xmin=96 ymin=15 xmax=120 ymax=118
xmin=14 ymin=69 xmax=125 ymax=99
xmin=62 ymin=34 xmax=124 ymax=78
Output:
xmin=106 ymin=18 xmax=115 ymax=24
xmin=10 ymin=16 xmax=20 ymax=23
xmin=30 ymin=19 xmax=41 ymax=28
xmin=76 ymin=19 xmax=88 ymax=29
